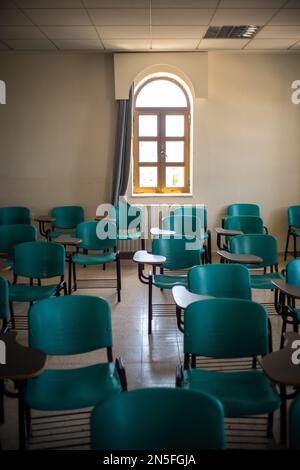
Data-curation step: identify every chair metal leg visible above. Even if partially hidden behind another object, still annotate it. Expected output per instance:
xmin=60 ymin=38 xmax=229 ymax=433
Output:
xmin=9 ymin=301 xmax=16 ymax=330
xmin=267 ymin=413 xmax=274 ymax=438
xmin=148 ymin=277 xmax=153 ymax=335
xmin=284 ymin=231 xmax=290 ymax=261
xmin=280 ymin=385 xmax=287 ymax=446
xmin=72 ymin=262 xmax=77 ymax=292
xmin=0 ymin=380 xmax=4 ymax=424
xmin=280 ymin=316 xmax=287 ymax=349
xmin=294 ymin=234 xmax=297 ymax=259
xmin=116 ymin=255 xmax=121 ymax=302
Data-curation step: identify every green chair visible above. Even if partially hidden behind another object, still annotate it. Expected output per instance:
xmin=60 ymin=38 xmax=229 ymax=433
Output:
xmin=225 ymin=215 xmax=265 ymax=234
xmin=91 ymin=387 xmax=225 ymax=450
xmin=0 ymin=276 xmax=9 ymax=333
xmin=47 ymin=205 xmax=84 ymax=240
xmin=289 ymin=393 xmax=300 ymax=449
xmin=284 ymin=205 xmax=300 ymax=260
xmin=0 ymin=224 xmax=37 ymax=263
xmin=228 ymin=203 xmax=260 ymax=217
xmin=9 ymin=241 xmax=66 ymax=329
xmin=173 ymin=206 xmax=211 ymax=263
xmin=72 ymin=221 xmax=121 ymax=301
xmin=280 ymin=259 xmax=300 ymax=347
xmin=24 ymin=295 xmax=127 ymax=444
xmin=177 ymin=298 xmax=281 ymax=437
xmin=147 ymin=235 xmax=202 ymax=334
xmin=110 ymin=204 xmax=144 ymax=249
xmin=0 ymin=206 xmax=31 ymax=225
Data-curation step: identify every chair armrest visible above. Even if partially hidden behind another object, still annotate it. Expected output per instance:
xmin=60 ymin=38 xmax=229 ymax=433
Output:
xmin=217 ymin=250 xmax=263 ymax=264
xmin=172 ymin=286 xmax=214 ymax=310
xmin=215 ymin=227 xmax=243 ymax=236
xmin=272 ymin=280 xmax=300 ymax=299
xmin=133 ymin=250 xmax=166 ymax=266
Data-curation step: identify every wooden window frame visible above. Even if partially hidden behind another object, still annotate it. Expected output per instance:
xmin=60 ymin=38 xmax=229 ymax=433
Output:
xmin=133 ymin=77 xmax=191 ymax=195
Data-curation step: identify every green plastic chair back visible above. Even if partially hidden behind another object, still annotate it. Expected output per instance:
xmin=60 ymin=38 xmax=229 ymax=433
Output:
xmin=174 ymin=206 xmax=207 ymax=230
xmin=91 ymin=387 xmax=225 ymax=450
xmin=228 ymin=204 xmax=260 ymax=217
xmin=52 ymin=206 xmax=84 ymax=229
xmin=0 ymin=224 xmax=37 ymax=256
xmin=162 ymin=214 xmax=202 ymax=238
xmin=111 ymin=204 xmax=142 ymax=231
xmin=286 ymin=259 xmax=300 ymax=285
xmin=188 ymin=264 xmax=251 ymax=300
xmin=77 ymin=221 xmax=117 ymax=251
xmin=230 ymin=234 xmax=278 ymax=269
xmin=152 ymin=236 xmax=201 ymax=270
xmin=0 ymin=276 xmax=9 ymax=321
xmin=28 ymin=295 xmax=112 ymax=355
xmin=13 ymin=241 xmax=65 ymax=279
xmin=225 ymin=215 xmax=264 ymax=234
xmin=0 ymin=206 xmax=31 ymax=225
xmin=289 ymin=394 xmax=300 ymax=449
xmin=184 ymin=298 xmax=269 ymax=358
xmin=288 ymin=205 xmax=300 ymax=228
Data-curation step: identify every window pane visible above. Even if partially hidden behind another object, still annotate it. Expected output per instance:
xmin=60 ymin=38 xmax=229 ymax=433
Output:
xmin=136 ymin=79 xmax=187 ymax=108
xmin=140 ymin=167 xmax=157 ymax=187
xmin=165 ymin=141 xmax=184 ymax=163
xmin=139 ymin=141 xmax=157 ymax=162
xmin=166 ymin=167 xmax=184 ymax=188
xmin=166 ymin=115 xmax=185 ymax=137
xmin=139 ymin=115 xmax=157 ymax=137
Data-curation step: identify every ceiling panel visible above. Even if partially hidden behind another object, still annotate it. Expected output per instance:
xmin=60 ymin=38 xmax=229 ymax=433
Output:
xmin=199 ymin=38 xmax=249 ymax=48
xmin=53 ymin=39 xmax=103 ymax=50
xmin=151 ymin=0 xmax=218 ymax=7
xmin=152 ymin=26 xmax=206 ymax=38
xmin=218 ymin=0 xmax=286 ymax=8
xmin=0 ymin=9 xmax=33 ymax=25
xmin=14 ymin=0 xmax=83 ymax=7
xmin=211 ymin=9 xmax=277 ymax=25
xmin=83 ymin=0 xmax=149 ymax=7
xmin=151 ymin=9 xmax=214 ymax=25
xmin=41 ymin=26 xmax=98 ymax=40
xmin=0 ymin=26 xmax=45 ymax=39
xmin=269 ymin=9 xmax=300 ymax=25
xmin=88 ymin=8 xmax=150 ymax=25
xmin=24 ymin=9 xmax=92 ymax=26
xmin=5 ymin=38 xmax=56 ymax=49
xmin=256 ymin=25 xmax=300 ymax=38
xmin=245 ymin=38 xmax=297 ymax=48
xmin=96 ymin=26 xmax=150 ymax=38
xmin=284 ymin=0 xmax=300 ymax=8
xmin=102 ymin=38 xmax=150 ymax=50
xmin=152 ymin=38 xmax=200 ymax=49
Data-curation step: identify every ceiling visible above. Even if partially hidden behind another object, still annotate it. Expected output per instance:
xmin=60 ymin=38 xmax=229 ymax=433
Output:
xmin=0 ymin=0 xmax=300 ymax=52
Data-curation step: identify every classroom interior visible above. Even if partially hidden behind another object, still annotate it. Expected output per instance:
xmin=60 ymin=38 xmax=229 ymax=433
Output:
xmin=0 ymin=0 xmax=300 ymax=452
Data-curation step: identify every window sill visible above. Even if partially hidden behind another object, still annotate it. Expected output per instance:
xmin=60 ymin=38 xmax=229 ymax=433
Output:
xmin=131 ymin=193 xmax=193 ymax=198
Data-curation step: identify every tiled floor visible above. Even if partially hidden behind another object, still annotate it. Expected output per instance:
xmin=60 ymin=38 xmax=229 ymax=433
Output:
xmin=0 ymin=255 xmax=292 ymax=450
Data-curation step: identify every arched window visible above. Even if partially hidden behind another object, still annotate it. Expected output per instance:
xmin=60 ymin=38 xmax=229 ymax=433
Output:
xmin=133 ymin=76 xmax=191 ymax=194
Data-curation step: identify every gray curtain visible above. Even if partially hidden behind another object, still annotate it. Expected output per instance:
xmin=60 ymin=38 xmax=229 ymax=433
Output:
xmin=111 ymin=84 xmax=134 ymax=206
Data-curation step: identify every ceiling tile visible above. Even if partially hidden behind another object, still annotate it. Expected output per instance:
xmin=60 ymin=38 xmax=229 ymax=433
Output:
xmin=151 ymin=0 xmax=218 ymax=7
xmin=83 ymin=0 xmax=149 ymax=7
xmin=284 ymin=0 xmax=300 ymax=7
xmin=15 ymin=0 xmax=83 ymax=7
xmin=41 ymin=26 xmax=98 ymax=39
xmin=0 ymin=26 xmax=45 ymax=39
xmin=198 ymin=38 xmax=249 ymax=48
xmin=152 ymin=38 xmax=199 ymax=49
xmin=102 ymin=38 xmax=150 ymax=50
xmin=96 ymin=26 xmax=150 ymax=38
xmin=53 ymin=39 xmax=103 ymax=49
xmin=0 ymin=9 xmax=33 ymax=25
xmin=24 ymin=9 xmax=92 ymax=26
xmin=211 ymin=9 xmax=277 ymax=25
xmin=0 ymin=41 xmax=9 ymax=49
xmin=256 ymin=25 xmax=300 ymax=38
xmin=89 ymin=8 xmax=150 ymax=25
xmin=245 ymin=38 xmax=297 ymax=48
xmin=152 ymin=26 xmax=206 ymax=38
xmin=291 ymin=40 xmax=300 ymax=48
xmin=151 ymin=9 xmax=214 ymax=25
xmin=4 ymin=38 xmax=56 ymax=49
xmin=218 ymin=0 xmax=285 ymax=8
xmin=269 ymin=9 xmax=300 ymax=25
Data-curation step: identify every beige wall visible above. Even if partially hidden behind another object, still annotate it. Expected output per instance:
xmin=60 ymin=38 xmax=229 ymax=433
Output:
xmin=0 ymin=51 xmax=299 ymax=250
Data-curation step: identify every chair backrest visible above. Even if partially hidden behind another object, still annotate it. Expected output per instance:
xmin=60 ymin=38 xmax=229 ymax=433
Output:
xmin=162 ymin=214 xmax=202 ymax=238
xmin=77 ymin=221 xmax=117 ymax=250
xmin=173 ymin=206 xmax=207 ymax=231
xmin=13 ymin=241 xmax=65 ymax=279
xmin=184 ymin=298 xmax=269 ymax=359
xmin=0 ymin=206 xmax=31 ymax=225
xmin=152 ymin=236 xmax=201 ymax=270
xmin=0 ymin=276 xmax=9 ymax=321
xmin=52 ymin=205 xmax=84 ymax=229
xmin=28 ymin=295 xmax=112 ymax=355
xmin=286 ymin=259 xmax=300 ymax=286
xmin=91 ymin=387 xmax=225 ymax=450
xmin=289 ymin=394 xmax=300 ymax=450
xmin=288 ymin=205 xmax=300 ymax=228
xmin=0 ymin=224 xmax=37 ymax=256
xmin=111 ymin=204 xmax=142 ymax=231
xmin=230 ymin=234 xmax=278 ymax=269
xmin=225 ymin=215 xmax=264 ymax=234
xmin=228 ymin=203 xmax=260 ymax=217
xmin=188 ymin=264 xmax=252 ymax=300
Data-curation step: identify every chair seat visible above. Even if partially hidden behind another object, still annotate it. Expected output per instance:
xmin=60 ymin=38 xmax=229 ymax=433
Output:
xmin=183 ymin=368 xmax=281 ymax=417
xmin=117 ymin=231 xmax=142 ymax=241
xmin=9 ymin=284 xmax=58 ymax=302
xmin=25 ymin=363 xmax=122 ymax=411
xmin=153 ymin=274 xmax=188 ymax=289
xmin=250 ymin=272 xmax=284 ymax=290
xmin=47 ymin=230 xmax=76 ymax=239
xmin=73 ymin=252 xmax=116 ymax=265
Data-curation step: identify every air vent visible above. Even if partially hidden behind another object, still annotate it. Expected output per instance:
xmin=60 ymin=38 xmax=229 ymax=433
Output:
xmin=204 ymin=25 xmax=260 ymax=39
